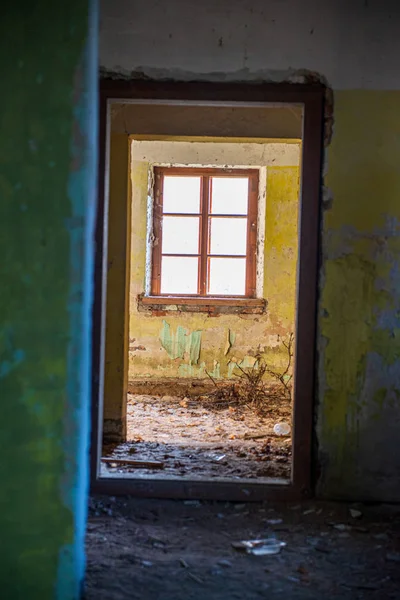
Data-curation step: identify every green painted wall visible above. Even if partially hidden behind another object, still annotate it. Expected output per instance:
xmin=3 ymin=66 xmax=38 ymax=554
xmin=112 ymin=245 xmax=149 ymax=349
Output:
xmin=0 ymin=2 xmax=96 ymax=597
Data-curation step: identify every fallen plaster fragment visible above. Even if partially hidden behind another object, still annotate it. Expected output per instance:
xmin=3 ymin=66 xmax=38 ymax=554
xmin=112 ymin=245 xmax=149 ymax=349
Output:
xmin=232 ymin=539 xmax=286 ymax=556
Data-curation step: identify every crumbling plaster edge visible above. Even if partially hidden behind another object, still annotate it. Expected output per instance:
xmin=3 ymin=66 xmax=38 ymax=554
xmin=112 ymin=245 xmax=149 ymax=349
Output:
xmin=100 ymin=65 xmax=329 ymax=87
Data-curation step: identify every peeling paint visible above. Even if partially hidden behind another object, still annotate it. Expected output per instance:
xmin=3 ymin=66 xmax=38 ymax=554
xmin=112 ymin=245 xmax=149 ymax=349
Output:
xmin=224 ymin=328 xmax=236 ymax=356
xmin=126 ymin=146 xmax=299 ymax=381
xmin=159 ymin=321 xmax=187 ymax=359
xmin=188 ymin=330 xmax=202 ymax=365
xmin=178 ymin=361 xmax=206 ymax=378
xmin=208 ymin=360 xmax=221 ymax=379
xmin=160 ymin=320 xmax=202 ymax=365
xmin=241 ymin=355 xmax=258 ymax=368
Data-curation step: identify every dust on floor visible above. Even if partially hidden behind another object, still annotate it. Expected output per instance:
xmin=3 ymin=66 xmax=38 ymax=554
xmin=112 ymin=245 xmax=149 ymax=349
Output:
xmin=102 ymin=394 xmax=292 ymax=481
xmin=84 ymin=496 xmax=400 ymax=600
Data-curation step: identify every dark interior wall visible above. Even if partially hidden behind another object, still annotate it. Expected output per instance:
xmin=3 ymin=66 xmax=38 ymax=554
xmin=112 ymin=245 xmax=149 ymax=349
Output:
xmin=0 ymin=2 xmax=97 ymax=596
xmin=110 ymin=103 xmax=303 ymax=138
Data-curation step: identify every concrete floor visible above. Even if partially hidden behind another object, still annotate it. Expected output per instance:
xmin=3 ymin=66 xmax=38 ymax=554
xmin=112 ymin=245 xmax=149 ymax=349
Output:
xmin=102 ymin=394 xmax=292 ymax=481
xmin=85 ymin=496 xmax=400 ymax=599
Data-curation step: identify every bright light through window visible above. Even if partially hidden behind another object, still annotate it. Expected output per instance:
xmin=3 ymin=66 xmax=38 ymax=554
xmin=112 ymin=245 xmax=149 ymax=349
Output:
xmin=152 ymin=168 xmax=258 ymax=297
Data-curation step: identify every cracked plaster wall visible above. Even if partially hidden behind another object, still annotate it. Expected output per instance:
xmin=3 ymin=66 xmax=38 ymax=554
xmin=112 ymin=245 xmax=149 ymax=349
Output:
xmin=100 ymin=0 xmax=400 ymax=500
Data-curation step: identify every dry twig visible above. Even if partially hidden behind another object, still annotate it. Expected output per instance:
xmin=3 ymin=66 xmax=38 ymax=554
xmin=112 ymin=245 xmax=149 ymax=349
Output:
xmin=199 ymin=333 xmax=294 ymax=415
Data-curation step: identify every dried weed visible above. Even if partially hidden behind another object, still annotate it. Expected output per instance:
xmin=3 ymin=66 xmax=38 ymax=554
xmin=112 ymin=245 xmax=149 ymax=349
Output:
xmin=199 ymin=333 xmax=294 ymax=415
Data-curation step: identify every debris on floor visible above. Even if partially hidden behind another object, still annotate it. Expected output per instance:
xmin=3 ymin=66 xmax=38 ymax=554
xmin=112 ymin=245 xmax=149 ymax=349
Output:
xmin=101 ymin=393 xmax=292 ymax=481
xmin=232 ymin=538 xmax=287 ymax=555
xmin=101 ymin=457 xmax=164 ymax=469
xmin=273 ymin=422 xmax=291 ymax=436
xmin=85 ymin=496 xmax=400 ymax=600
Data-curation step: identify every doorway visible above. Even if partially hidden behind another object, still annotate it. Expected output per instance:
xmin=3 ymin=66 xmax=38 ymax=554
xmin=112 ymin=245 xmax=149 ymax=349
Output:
xmin=91 ymin=81 xmax=324 ymax=500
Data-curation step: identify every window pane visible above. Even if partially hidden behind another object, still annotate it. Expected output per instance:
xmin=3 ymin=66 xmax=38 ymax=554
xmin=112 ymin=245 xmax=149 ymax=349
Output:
xmin=209 ymin=218 xmax=247 ymax=255
xmin=211 ymin=177 xmax=249 ymax=215
xmin=208 ymin=258 xmax=246 ymax=295
xmin=162 ymin=216 xmax=199 ymax=254
xmin=161 ymin=257 xmax=198 ymax=294
xmin=163 ymin=176 xmax=201 ymax=213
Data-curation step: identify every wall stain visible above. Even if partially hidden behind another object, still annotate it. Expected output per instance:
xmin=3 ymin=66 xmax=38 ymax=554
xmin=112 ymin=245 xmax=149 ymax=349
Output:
xmin=317 ymin=90 xmax=400 ymax=501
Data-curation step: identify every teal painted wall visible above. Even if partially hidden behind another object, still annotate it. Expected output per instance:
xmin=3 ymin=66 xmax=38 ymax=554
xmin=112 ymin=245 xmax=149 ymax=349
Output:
xmin=0 ymin=2 xmax=97 ymax=598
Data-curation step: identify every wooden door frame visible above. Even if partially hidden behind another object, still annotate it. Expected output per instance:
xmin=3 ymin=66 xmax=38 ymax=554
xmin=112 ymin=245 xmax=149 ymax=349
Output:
xmin=91 ymin=79 xmax=324 ymax=501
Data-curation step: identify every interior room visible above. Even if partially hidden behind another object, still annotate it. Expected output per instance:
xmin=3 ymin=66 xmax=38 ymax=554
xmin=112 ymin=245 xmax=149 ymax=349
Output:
xmin=3 ymin=1 xmax=400 ymax=599
xmin=101 ymin=110 xmax=302 ymax=484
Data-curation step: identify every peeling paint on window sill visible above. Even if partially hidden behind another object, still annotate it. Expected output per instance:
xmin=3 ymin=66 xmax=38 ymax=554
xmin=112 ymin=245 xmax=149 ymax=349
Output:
xmin=137 ymin=294 xmax=267 ymax=315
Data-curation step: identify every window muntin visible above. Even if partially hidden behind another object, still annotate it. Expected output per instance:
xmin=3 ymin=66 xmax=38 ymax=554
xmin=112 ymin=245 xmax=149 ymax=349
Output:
xmin=151 ymin=167 xmax=258 ymax=298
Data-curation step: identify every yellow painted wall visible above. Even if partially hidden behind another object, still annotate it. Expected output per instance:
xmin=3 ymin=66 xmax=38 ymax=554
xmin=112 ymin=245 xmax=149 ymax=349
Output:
xmin=128 ymin=155 xmax=300 ymax=381
xmin=106 ymin=98 xmax=400 ymax=499
xmin=103 ymin=133 xmax=130 ymax=440
xmin=100 ymin=0 xmax=400 ymax=501
xmin=317 ymin=91 xmax=400 ymax=500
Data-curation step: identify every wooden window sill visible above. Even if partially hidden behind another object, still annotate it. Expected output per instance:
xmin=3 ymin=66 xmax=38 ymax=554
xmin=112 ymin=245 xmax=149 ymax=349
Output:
xmin=138 ymin=295 xmax=267 ymax=315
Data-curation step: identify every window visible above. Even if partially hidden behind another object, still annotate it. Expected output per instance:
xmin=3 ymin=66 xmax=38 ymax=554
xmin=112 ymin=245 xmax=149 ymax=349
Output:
xmin=150 ymin=167 xmax=259 ymax=299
